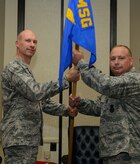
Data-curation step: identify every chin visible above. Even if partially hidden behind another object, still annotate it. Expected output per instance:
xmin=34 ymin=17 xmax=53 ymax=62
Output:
xmin=111 ymin=71 xmax=121 ymax=76
xmin=114 ymin=72 xmax=122 ymax=76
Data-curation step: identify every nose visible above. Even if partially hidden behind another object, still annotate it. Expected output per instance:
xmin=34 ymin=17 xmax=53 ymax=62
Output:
xmin=114 ymin=58 xmax=119 ymax=64
xmin=30 ymin=41 xmax=36 ymax=47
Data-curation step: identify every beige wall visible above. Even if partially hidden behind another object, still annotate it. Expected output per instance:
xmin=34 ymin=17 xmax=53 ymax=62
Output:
xmin=0 ymin=0 xmax=5 ymax=120
xmin=117 ymin=0 xmax=130 ymax=46
xmin=1 ymin=0 xmax=131 ymax=163
xmin=0 ymin=0 xmax=5 ymax=161
xmin=4 ymin=0 xmax=17 ymax=65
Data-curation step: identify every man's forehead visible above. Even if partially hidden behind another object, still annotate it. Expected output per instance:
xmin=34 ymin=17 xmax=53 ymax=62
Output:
xmin=111 ymin=48 xmax=129 ymax=56
xmin=18 ymin=30 xmax=37 ymax=40
xmin=111 ymin=53 xmax=127 ymax=56
xmin=110 ymin=53 xmax=131 ymax=59
xmin=23 ymin=32 xmax=36 ymax=38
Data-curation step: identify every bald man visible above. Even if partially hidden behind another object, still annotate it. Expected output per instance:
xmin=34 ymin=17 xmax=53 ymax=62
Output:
xmin=0 ymin=29 xmax=79 ymax=163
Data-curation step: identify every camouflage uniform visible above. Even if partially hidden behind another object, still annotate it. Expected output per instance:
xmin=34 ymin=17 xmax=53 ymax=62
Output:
xmin=103 ymin=152 xmax=140 ymax=164
xmin=4 ymin=146 xmax=38 ymax=164
xmin=0 ymin=58 xmax=69 ymax=163
xmin=76 ymin=60 xmax=140 ymax=164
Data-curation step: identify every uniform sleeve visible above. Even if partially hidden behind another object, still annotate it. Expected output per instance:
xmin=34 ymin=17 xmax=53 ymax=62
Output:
xmin=2 ymin=61 xmax=69 ymax=101
xmin=77 ymin=60 xmax=140 ymax=98
xmin=78 ymin=96 xmax=101 ymax=116
xmin=42 ymin=99 xmax=68 ymax=116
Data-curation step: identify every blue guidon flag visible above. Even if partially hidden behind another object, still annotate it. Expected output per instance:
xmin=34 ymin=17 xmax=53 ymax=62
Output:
xmin=59 ymin=0 xmax=96 ymax=89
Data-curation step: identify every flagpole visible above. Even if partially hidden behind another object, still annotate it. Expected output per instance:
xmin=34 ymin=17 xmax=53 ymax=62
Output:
xmin=59 ymin=0 xmax=96 ymax=163
xmin=58 ymin=0 xmax=64 ymax=163
xmin=68 ymin=44 xmax=79 ymax=164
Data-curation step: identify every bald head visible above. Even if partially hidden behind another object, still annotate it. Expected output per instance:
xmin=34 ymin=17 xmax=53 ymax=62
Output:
xmin=17 ymin=29 xmax=37 ymax=41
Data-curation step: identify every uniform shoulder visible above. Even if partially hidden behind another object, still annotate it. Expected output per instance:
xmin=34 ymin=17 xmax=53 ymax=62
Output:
xmin=2 ymin=58 xmax=27 ymax=74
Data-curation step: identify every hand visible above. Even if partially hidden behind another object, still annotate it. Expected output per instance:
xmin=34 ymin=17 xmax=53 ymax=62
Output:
xmin=65 ymin=67 xmax=80 ymax=82
xmin=72 ymin=49 xmax=84 ymax=65
xmin=67 ymin=106 xmax=78 ymax=117
xmin=69 ymin=94 xmax=81 ymax=108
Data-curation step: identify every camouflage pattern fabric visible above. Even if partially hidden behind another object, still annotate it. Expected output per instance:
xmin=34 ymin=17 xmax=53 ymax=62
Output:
xmin=76 ymin=59 xmax=140 ymax=159
xmin=3 ymin=145 xmax=38 ymax=164
xmin=103 ymin=152 xmax=140 ymax=164
xmin=0 ymin=57 xmax=69 ymax=149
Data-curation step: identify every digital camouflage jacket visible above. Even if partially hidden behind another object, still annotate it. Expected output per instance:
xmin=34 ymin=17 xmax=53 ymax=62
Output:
xmin=0 ymin=58 xmax=69 ymax=148
xmin=76 ymin=59 xmax=140 ymax=158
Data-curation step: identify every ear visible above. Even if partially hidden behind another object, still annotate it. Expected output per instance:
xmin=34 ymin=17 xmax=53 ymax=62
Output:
xmin=130 ymin=57 xmax=133 ymax=66
xmin=15 ymin=40 xmax=19 ymax=48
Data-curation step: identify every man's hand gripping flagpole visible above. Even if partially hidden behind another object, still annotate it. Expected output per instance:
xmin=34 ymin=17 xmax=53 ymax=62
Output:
xmin=68 ymin=44 xmax=79 ymax=164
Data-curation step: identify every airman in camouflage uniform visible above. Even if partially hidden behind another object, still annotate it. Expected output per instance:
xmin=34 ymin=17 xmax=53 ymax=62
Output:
xmin=70 ymin=45 xmax=140 ymax=164
xmin=0 ymin=29 xmax=79 ymax=164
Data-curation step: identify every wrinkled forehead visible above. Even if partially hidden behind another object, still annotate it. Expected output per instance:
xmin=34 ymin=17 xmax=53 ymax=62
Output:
xmin=18 ymin=30 xmax=37 ymax=41
xmin=110 ymin=47 xmax=131 ymax=57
